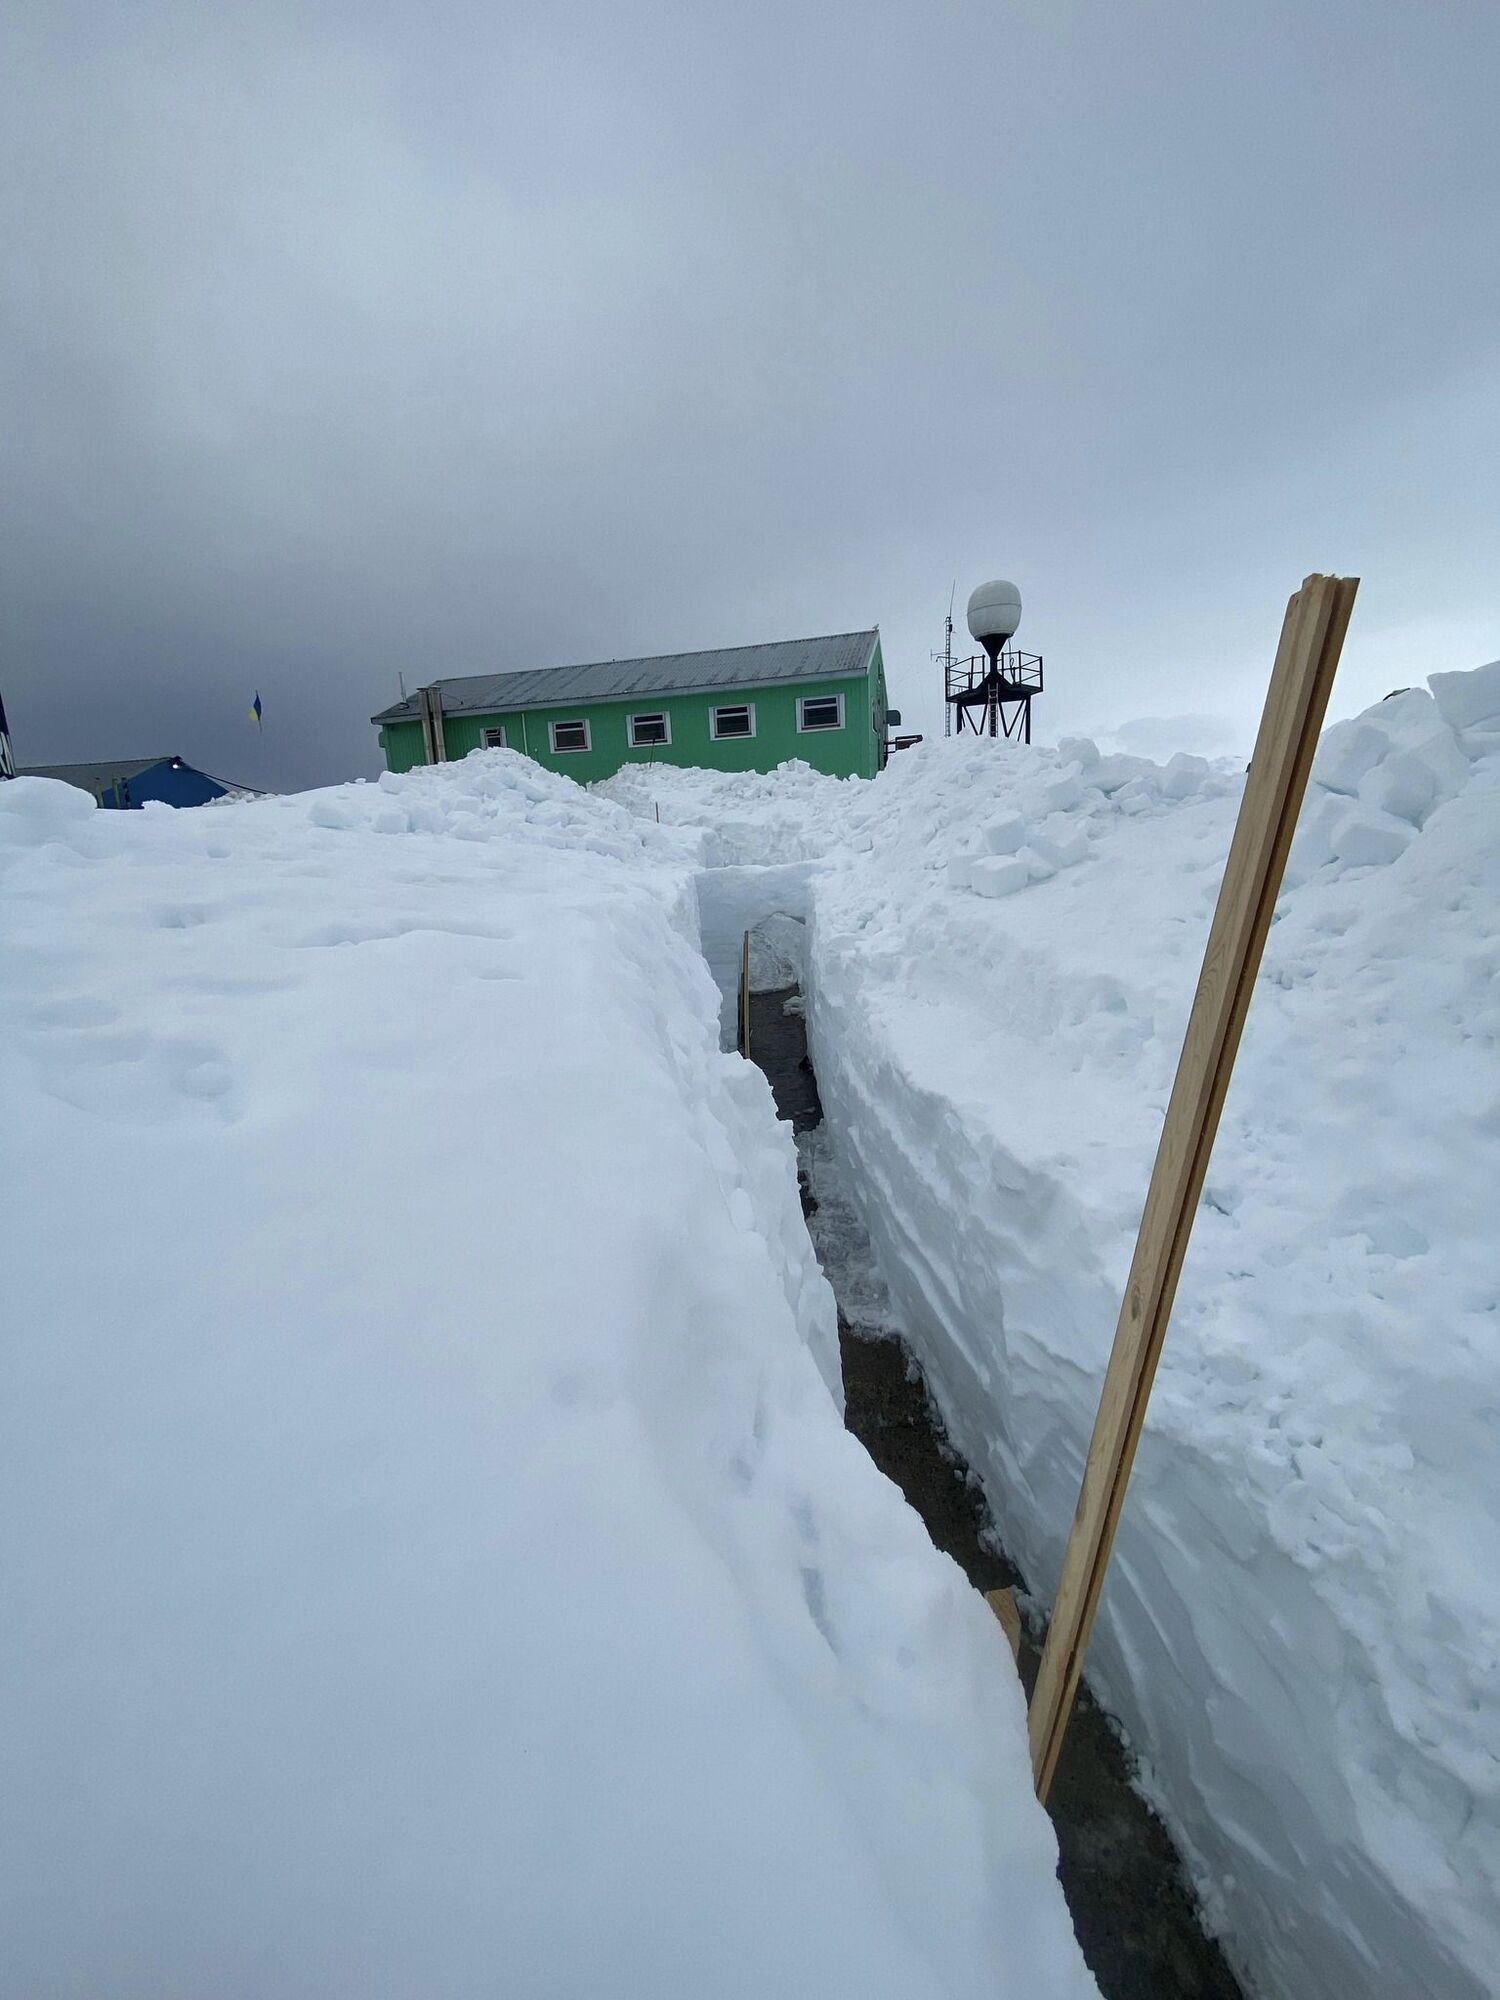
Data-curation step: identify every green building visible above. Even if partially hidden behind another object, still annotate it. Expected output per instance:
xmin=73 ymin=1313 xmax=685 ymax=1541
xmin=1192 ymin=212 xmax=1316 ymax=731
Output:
xmin=370 ymin=629 xmax=896 ymax=783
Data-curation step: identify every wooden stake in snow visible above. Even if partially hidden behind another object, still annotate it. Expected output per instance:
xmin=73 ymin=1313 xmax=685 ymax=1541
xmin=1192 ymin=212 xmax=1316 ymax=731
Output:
xmin=1027 ymin=573 xmax=1359 ymax=1801
xmin=739 ymin=930 xmax=752 ymax=1058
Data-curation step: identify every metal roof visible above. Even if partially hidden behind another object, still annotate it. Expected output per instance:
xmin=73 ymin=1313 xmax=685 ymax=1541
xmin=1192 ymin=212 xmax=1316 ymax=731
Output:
xmin=16 ymin=755 xmax=178 ymax=791
xmin=370 ymin=629 xmax=879 ymax=725
xmin=15 ymin=755 xmax=261 ymax=798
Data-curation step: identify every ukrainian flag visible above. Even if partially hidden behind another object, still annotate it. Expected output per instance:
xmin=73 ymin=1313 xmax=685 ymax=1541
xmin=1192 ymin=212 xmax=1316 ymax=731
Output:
xmin=249 ymin=692 xmax=263 ymax=727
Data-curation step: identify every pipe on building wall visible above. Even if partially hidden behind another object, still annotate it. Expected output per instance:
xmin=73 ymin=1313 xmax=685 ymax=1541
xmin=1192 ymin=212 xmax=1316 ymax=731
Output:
xmin=418 ymin=685 xmax=447 ymax=764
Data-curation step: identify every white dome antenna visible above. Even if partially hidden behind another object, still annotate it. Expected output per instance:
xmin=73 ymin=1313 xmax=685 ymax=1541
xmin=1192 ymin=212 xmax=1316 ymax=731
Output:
xmin=966 ymin=579 xmax=1022 ymax=662
xmin=940 ymin=577 xmax=1043 ymax=742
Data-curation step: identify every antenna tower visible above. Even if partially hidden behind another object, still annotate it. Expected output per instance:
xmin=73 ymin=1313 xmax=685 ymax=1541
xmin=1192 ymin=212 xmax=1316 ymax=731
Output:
xmin=943 ymin=579 xmax=1043 ymax=743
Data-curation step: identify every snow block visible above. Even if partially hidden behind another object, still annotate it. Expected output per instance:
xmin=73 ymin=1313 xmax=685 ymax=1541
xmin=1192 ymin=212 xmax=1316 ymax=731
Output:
xmin=1057 ymin=736 xmax=1101 ymax=771
xmin=1357 ymin=749 xmax=1437 ymax=827
xmin=982 ymin=813 xmax=1029 ymax=857
xmin=1091 ymin=754 xmax=1153 ymax=795
xmin=970 ymin=856 xmax=1032 ymax=898
xmin=1315 ymin=693 xmax=1473 ymax=825
xmin=1039 ymin=773 xmax=1087 ymax=814
xmin=1161 ymin=752 xmax=1211 ymax=800
xmin=1329 ymin=807 xmax=1413 ymax=870
xmin=1312 ymin=720 xmax=1387 ymax=797
xmin=1430 ymin=659 xmax=1500 ymax=734
xmin=1284 ymin=791 xmax=1348 ymax=886
xmin=1029 ymin=820 xmax=1091 ymax=871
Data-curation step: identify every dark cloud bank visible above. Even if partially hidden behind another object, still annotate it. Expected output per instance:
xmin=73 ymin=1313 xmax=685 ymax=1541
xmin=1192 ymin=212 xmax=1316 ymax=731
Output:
xmin=4 ymin=0 xmax=1496 ymax=792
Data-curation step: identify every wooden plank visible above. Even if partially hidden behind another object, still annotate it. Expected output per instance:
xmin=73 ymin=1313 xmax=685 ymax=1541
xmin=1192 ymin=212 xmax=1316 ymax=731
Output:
xmin=1027 ymin=574 xmax=1358 ymax=1800
xmin=985 ymin=1586 xmax=1022 ymax=1661
xmin=739 ymin=930 xmax=752 ymax=1058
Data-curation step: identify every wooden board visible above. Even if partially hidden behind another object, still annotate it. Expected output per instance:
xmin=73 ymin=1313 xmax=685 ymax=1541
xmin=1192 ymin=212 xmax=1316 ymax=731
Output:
xmin=739 ymin=930 xmax=752 ymax=1058
xmin=1027 ymin=574 xmax=1359 ymax=1800
xmin=985 ymin=1586 xmax=1022 ymax=1661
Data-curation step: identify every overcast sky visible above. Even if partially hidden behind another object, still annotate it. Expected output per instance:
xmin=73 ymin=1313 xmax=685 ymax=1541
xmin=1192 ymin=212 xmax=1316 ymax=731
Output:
xmin=4 ymin=0 xmax=1496 ymax=792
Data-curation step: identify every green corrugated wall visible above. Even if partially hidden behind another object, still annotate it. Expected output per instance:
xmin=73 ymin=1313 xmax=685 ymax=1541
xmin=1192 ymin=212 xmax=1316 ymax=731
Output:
xmin=378 ymin=644 xmax=889 ymax=784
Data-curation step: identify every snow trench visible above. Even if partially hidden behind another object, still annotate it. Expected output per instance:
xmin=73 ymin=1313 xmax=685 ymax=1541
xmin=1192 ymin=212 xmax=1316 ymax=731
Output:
xmin=693 ymin=861 xmax=813 ymax=1048
xmin=615 ymin=679 xmax=1500 ymax=2000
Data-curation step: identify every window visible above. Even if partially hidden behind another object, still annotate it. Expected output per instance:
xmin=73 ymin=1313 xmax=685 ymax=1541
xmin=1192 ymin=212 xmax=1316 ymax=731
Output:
xmin=479 ymin=725 xmax=507 ymax=749
xmin=710 ymin=703 xmax=755 ymax=740
xmin=797 ymin=694 xmax=844 ymax=732
xmin=629 ymin=711 xmax=671 ymax=748
xmin=549 ymin=718 xmax=590 ymax=753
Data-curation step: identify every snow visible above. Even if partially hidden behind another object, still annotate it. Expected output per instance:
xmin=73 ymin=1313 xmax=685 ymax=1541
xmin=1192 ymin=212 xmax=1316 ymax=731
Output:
xmin=0 ymin=756 xmax=1096 ymax=1997
xmin=599 ymin=665 xmax=1500 ymax=2000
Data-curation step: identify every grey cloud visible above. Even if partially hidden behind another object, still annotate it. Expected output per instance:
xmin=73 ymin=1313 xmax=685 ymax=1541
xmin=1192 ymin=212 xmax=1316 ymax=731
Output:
xmin=3 ymin=0 xmax=1496 ymax=789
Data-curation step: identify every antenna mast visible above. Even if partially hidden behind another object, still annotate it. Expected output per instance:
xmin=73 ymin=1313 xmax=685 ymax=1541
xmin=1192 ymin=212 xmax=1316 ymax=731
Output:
xmin=934 ymin=582 xmax=956 ymax=738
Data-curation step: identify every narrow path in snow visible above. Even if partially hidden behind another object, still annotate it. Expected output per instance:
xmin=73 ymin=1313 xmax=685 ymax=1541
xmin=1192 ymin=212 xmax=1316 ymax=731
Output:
xmin=746 ymin=984 xmax=1244 ymax=2000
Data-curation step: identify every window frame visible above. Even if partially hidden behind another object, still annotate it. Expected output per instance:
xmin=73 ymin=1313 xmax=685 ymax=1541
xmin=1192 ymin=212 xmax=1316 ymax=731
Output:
xmin=796 ymin=692 xmax=846 ymax=733
xmin=710 ymin=702 xmax=757 ymax=741
xmin=479 ymin=724 xmax=508 ymax=750
xmin=548 ymin=717 xmax=592 ymax=754
xmin=628 ymin=710 xmax=672 ymax=749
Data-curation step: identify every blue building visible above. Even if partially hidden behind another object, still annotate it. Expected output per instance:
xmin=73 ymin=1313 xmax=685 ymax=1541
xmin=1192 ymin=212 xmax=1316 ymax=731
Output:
xmin=15 ymin=754 xmax=252 ymax=809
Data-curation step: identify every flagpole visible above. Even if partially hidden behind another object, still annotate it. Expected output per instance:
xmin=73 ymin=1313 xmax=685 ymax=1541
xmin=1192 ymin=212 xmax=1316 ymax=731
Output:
xmin=249 ymin=691 xmax=265 ymax=795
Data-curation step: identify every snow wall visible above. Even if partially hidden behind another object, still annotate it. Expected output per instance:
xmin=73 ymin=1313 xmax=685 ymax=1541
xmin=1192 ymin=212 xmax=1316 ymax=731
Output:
xmin=0 ymin=757 xmax=1096 ymax=1999
xmin=802 ymin=666 xmax=1500 ymax=2000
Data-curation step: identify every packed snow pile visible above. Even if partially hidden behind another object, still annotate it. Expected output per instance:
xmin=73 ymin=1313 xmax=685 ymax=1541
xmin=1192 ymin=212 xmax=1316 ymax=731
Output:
xmin=0 ymin=754 xmax=1096 ymax=1998
xmin=604 ymin=662 xmax=1500 ymax=2000
xmin=604 ymin=755 xmax=856 ymax=866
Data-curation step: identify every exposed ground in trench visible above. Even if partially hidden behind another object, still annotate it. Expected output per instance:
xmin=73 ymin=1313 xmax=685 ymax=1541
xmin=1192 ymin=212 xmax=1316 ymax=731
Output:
xmin=747 ymin=984 xmax=1245 ymax=2000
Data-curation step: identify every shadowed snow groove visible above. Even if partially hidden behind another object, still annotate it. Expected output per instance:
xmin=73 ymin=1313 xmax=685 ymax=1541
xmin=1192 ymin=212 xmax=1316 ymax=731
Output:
xmin=746 ymin=983 xmax=1244 ymax=2000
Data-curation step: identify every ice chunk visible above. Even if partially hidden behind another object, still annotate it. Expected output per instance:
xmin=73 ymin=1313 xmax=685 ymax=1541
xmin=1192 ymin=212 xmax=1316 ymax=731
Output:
xmin=970 ymin=856 xmax=1032 ymax=898
xmin=1039 ymin=773 xmax=1087 ymax=814
xmin=1057 ymin=736 xmax=1101 ymax=771
xmin=1029 ymin=820 xmax=1091 ymax=870
xmin=982 ymin=813 xmax=1028 ymax=856
xmin=1161 ymin=752 xmax=1211 ymax=800
xmin=1429 ymin=659 xmax=1500 ymax=734
xmin=1357 ymin=750 xmax=1436 ymax=827
xmin=1091 ymin=753 xmax=1153 ymax=795
xmin=1329 ymin=807 xmax=1412 ymax=870
xmin=1284 ymin=792 xmax=1348 ymax=885
xmin=1312 ymin=720 xmax=1386 ymax=797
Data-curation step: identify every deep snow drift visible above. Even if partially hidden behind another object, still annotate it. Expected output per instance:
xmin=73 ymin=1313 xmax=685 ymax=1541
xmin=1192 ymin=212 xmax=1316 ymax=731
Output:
xmin=602 ymin=662 xmax=1500 ymax=2000
xmin=0 ymin=758 xmax=1097 ymax=1997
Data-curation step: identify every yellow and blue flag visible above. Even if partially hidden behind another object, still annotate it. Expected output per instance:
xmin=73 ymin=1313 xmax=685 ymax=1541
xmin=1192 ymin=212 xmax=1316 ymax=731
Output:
xmin=249 ymin=692 xmax=263 ymax=727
